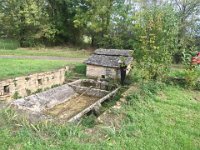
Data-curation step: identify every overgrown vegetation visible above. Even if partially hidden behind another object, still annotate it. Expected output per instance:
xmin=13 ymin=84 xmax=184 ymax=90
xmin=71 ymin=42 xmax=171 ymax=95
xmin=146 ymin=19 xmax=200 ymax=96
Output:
xmin=65 ymin=64 xmax=87 ymax=80
xmin=0 ymin=80 xmax=199 ymax=150
xmin=134 ymin=4 xmax=179 ymax=80
xmin=0 ymin=0 xmax=199 ymax=51
xmin=12 ymin=92 xmax=21 ymax=99
xmin=168 ymin=68 xmax=200 ymax=90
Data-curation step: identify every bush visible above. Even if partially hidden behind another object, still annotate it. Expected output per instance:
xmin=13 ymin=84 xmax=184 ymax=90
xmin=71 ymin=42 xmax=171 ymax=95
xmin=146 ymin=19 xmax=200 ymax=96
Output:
xmin=80 ymin=114 xmax=96 ymax=128
xmin=74 ymin=64 xmax=86 ymax=75
xmin=195 ymin=82 xmax=200 ymax=90
xmin=173 ymin=51 xmax=183 ymax=64
xmin=167 ymin=68 xmax=200 ymax=89
xmin=12 ymin=92 xmax=21 ymax=99
xmin=0 ymin=39 xmax=19 ymax=50
xmin=130 ymin=66 xmax=149 ymax=83
xmin=140 ymin=81 xmax=166 ymax=96
xmin=184 ymin=69 xmax=199 ymax=88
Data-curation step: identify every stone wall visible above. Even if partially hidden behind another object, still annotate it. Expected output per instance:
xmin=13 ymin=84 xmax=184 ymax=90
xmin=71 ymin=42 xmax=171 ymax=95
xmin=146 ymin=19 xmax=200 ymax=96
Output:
xmin=0 ymin=66 xmax=69 ymax=101
xmin=86 ymin=64 xmax=132 ymax=79
xmin=86 ymin=65 xmax=118 ymax=79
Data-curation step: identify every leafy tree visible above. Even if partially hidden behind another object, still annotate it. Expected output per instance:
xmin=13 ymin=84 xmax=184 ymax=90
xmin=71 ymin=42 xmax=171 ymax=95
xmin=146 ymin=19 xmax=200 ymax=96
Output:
xmin=46 ymin=0 xmax=83 ymax=45
xmin=172 ymin=0 xmax=200 ymax=52
xmin=0 ymin=0 xmax=56 ymax=47
xmin=0 ymin=0 xmax=20 ymax=38
xmin=0 ymin=0 xmax=198 ymax=55
xmin=134 ymin=4 xmax=179 ymax=80
xmin=173 ymin=0 xmax=200 ymax=34
xmin=74 ymin=0 xmax=114 ymax=47
xmin=98 ymin=0 xmax=136 ymax=49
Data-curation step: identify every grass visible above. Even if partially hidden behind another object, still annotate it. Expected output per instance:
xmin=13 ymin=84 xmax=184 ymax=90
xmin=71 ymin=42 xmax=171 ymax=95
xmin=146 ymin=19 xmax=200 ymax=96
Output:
xmin=167 ymin=66 xmax=200 ymax=90
xmin=0 ymin=39 xmax=199 ymax=149
xmin=0 ymin=39 xmax=91 ymax=58
xmin=0 ymin=48 xmax=91 ymax=58
xmin=65 ymin=64 xmax=87 ymax=80
xmin=0 ymin=82 xmax=199 ymax=150
xmin=0 ymin=39 xmax=19 ymax=50
xmin=169 ymin=67 xmax=200 ymax=78
xmin=121 ymin=83 xmax=200 ymax=150
xmin=0 ymin=58 xmax=82 ymax=80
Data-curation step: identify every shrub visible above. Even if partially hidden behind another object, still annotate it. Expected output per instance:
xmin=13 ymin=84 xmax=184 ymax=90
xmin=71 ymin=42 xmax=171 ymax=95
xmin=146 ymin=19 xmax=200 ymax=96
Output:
xmin=74 ymin=64 xmax=86 ymax=75
xmin=130 ymin=66 xmax=149 ymax=83
xmin=12 ymin=92 xmax=21 ymax=99
xmin=167 ymin=68 xmax=200 ymax=89
xmin=80 ymin=114 xmax=96 ymax=128
xmin=183 ymin=69 xmax=199 ymax=88
xmin=140 ymin=81 xmax=166 ymax=96
xmin=0 ymin=39 xmax=19 ymax=50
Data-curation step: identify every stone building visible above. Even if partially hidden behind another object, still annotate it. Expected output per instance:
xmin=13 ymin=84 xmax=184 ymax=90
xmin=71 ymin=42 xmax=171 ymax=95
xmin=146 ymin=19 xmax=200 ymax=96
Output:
xmin=85 ymin=49 xmax=133 ymax=79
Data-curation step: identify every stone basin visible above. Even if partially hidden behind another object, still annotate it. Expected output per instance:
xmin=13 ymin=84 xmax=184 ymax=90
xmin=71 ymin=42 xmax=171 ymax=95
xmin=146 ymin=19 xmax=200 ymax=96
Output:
xmin=11 ymin=79 xmax=119 ymax=122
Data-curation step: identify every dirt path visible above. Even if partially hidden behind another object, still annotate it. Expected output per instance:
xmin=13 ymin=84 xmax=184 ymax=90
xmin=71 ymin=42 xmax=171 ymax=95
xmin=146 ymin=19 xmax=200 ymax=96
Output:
xmin=0 ymin=55 xmax=86 ymax=62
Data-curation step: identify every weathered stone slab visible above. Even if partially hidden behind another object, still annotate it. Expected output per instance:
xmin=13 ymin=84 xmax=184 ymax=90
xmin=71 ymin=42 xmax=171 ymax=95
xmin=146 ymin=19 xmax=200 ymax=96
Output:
xmin=11 ymin=84 xmax=76 ymax=112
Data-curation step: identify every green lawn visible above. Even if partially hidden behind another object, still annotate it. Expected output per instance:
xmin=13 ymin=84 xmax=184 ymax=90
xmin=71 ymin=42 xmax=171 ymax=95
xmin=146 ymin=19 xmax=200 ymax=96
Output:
xmin=0 ymin=48 xmax=91 ymax=58
xmin=0 ymin=83 xmax=199 ymax=150
xmin=0 ymin=58 xmax=80 ymax=80
xmin=0 ymin=39 xmax=91 ymax=58
xmin=120 ymin=84 xmax=200 ymax=150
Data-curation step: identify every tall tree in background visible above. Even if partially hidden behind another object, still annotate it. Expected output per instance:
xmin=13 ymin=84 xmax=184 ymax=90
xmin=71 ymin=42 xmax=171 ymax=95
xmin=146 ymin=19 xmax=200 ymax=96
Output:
xmin=0 ymin=0 xmax=21 ymax=38
xmin=173 ymin=0 xmax=200 ymax=51
xmin=74 ymin=0 xmax=114 ymax=47
xmin=0 ymin=0 xmax=56 ymax=47
xmin=99 ymin=0 xmax=136 ymax=49
xmin=167 ymin=0 xmax=200 ymax=63
xmin=134 ymin=2 xmax=179 ymax=79
xmin=46 ymin=0 xmax=82 ymax=45
xmin=0 ymin=0 xmax=199 ymax=51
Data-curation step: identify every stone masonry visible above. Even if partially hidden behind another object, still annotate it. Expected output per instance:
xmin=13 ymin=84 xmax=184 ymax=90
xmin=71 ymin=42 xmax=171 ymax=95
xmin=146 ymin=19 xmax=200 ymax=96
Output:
xmin=0 ymin=66 xmax=69 ymax=101
xmin=86 ymin=64 xmax=132 ymax=79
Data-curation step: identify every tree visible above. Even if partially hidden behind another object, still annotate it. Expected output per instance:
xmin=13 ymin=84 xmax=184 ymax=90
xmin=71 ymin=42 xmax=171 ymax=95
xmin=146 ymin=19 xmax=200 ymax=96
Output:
xmin=74 ymin=0 xmax=114 ymax=47
xmin=0 ymin=0 xmax=56 ymax=47
xmin=98 ymin=0 xmax=136 ymax=49
xmin=134 ymin=3 xmax=179 ymax=80
xmin=172 ymin=0 xmax=200 ymax=51
xmin=46 ymin=0 xmax=83 ymax=45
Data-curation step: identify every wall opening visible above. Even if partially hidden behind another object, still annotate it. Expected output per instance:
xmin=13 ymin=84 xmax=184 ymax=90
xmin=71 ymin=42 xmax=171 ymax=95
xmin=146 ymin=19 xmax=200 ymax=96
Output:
xmin=101 ymin=75 xmax=105 ymax=79
xmin=38 ymin=79 xmax=42 ymax=85
xmin=4 ymin=85 xmax=10 ymax=94
xmin=25 ymin=77 xmax=30 ymax=81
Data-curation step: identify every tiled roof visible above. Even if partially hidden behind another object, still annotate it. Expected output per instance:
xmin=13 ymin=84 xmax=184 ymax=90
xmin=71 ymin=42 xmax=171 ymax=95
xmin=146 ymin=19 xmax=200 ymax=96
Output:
xmin=85 ymin=49 xmax=133 ymax=68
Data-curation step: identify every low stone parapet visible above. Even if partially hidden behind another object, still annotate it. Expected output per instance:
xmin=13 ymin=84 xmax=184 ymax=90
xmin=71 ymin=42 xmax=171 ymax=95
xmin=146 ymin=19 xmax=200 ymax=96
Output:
xmin=0 ymin=66 xmax=69 ymax=101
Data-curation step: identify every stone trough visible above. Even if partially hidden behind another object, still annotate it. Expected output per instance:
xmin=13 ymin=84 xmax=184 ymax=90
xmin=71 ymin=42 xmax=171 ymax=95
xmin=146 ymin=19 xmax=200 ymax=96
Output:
xmin=11 ymin=79 xmax=119 ymax=122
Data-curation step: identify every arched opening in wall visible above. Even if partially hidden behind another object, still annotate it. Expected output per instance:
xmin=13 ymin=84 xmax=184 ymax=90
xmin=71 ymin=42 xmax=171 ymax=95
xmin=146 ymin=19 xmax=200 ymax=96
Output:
xmin=3 ymin=85 xmax=10 ymax=94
